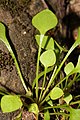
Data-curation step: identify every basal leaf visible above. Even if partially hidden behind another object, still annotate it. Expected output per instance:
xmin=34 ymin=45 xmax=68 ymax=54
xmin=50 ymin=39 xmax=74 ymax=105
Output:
xmin=64 ymin=62 xmax=74 ymax=75
xmin=40 ymin=50 xmax=56 ymax=68
xmin=44 ymin=109 xmax=50 ymax=120
xmin=1 ymin=95 xmax=23 ymax=113
xmin=35 ymin=35 xmax=54 ymax=50
xmin=32 ymin=9 xmax=58 ymax=34
xmin=0 ymin=22 xmax=12 ymax=52
xmin=0 ymin=22 xmax=6 ymax=42
xmin=70 ymin=108 xmax=80 ymax=120
xmin=50 ymin=87 xmax=64 ymax=100
xmin=28 ymin=103 xmax=39 ymax=115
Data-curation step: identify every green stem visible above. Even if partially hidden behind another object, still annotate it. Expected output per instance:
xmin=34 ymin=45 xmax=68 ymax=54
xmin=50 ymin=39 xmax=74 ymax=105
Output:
xmin=65 ymin=76 xmax=68 ymax=89
xmin=56 ymin=73 xmax=77 ymax=89
xmin=39 ymin=67 xmax=47 ymax=101
xmin=20 ymin=95 xmax=35 ymax=103
xmin=56 ymin=76 xmax=67 ymax=87
xmin=40 ymin=40 xmax=80 ymax=102
xmin=50 ymin=112 xmax=69 ymax=116
xmin=36 ymin=114 xmax=38 ymax=120
xmin=13 ymin=53 xmax=29 ymax=93
xmin=67 ymin=73 xmax=77 ymax=89
xmin=4 ymin=40 xmax=29 ymax=93
xmin=40 ymin=66 xmax=57 ymax=102
xmin=0 ymin=92 xmax=7 ymax=96
xmin=54 ymin=40 xmax=68 ymax=52
xmin=36 ymin=34 xmax=44 ymax=100
xmin=32 ymin=66 xmax=54 ymax=89
xmin=42 ymin=104 xmax=70 ymax=112
xmin=70 ymin=101 xmax=80 ymax=105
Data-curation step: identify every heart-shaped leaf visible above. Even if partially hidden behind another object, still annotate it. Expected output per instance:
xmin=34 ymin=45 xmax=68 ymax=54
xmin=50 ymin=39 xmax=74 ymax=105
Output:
xmin=50 ymin=87 xmax=64 ymax=100
xmin=28 ymin=103 xmax=39 ymax=115
xmin=35 ymin=35 xmax=54 ymax=50
xmin=40 ymin=50 xmax=56 ymax=68
xmin=70 ymin=108 xmax=80 ymax=120
xmin=64 ymin=62 xmax=74 ymax=75
xmin=32 ymin=9 xmax=58 ymax=34
xmin=1 ymin=95 xmax=23 ymax=113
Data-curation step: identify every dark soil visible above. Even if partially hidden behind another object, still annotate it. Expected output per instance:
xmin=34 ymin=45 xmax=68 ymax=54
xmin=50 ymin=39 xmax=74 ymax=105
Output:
xmin=0 ymin=0 xmax=80 ymax=120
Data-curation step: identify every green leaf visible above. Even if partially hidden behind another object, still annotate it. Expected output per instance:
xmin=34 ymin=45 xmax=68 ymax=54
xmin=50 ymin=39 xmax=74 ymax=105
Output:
xmin=76 ymin=55 xmax=80 ymax=68
xmin=0 ymin=23 xmax=29 ymax=93
xmin=68 ymin=56 xmax=80 ymax=75
xmin=70 ymin=108 xmax=80 ymax=120
xmin=28 ymin=103 xmax=39 ymax=115
xmin=44 ymin=109 xmax=50 ymax=120
xmin=64 ymin=62 xmax=74 ymax=75
xmin=32 ymin=9 xmax=58 ymax=34
xmin=40 ymin=50 xmax=56 ymax=68
xmin=50 ymin=87 xmax=64 ymax=100
xmin=0 ymin=22 xmax=7 ymax=42
xmin=0 ymin=22 xmax=12 ymax=52
xmin=35 ymin=35 xmax=54 ymax=50
xmin=1 ymin=95 xmax=23 ymax=113
xmin=63 ymin=93 xmax=72 ymax=105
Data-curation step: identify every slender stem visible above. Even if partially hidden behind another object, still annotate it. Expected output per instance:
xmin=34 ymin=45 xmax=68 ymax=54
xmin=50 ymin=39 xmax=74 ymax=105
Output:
xmin=64 ymin=76 xmax=68 ymax=88
xmin=70 ymin=101 xmax=80 ymax=105
xmin=40 ymin=112 xmax=69 ymax=117
xmin=5 ymin=40 xmax=29 ymax=93
xmin=39 ymin=67 xmax=47 ymax=101
xmin=54 ymin=41 xmax=68 ymax=52
xmin=20 ymin=95 xmax=35 ymax=103
xmin=40 ymin=66 xmax=57 ymax=102
xmin=56 ymin=73 xmax=77 ymax=89
xmin=36 ymin=34 xmax=44 ymax=100
xmin=40 ymin=41 xmax=80 ymax=102
xmin=56 ymin=76 xmax=67 ymax=87
xmin=13 ymin=54 xmax=29 ymax=93
xmin=42 ymin=104 xmax=70 ymax=112
xmin=67 ymin=73 xmax=77 ymax=89
xmin=32 ymin=66 xmax=54 ymax=89
xmin=50 ymin=112 xmax=69 ymax=116
xmin=0 ymin=92 xmax=7 ymax=96
xmin=36 ymin=114 xmax=38 ymax=120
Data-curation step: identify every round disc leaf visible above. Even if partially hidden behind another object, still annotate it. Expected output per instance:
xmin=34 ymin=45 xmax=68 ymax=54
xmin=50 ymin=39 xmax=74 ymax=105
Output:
xmin=1 ymin=95 xmax=23 ymax=113
xmin=50 ymin=87 xmax=64 ymax=100
xmin=64 ymin=62 xmax=74 ymax=75
xmin=40 ymin=50 xmax=56 ymax=68
xmin=35 ymin=35 xmax=54 ymax=50
xmin=32 ymin=9 xmax=58 ymax=34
